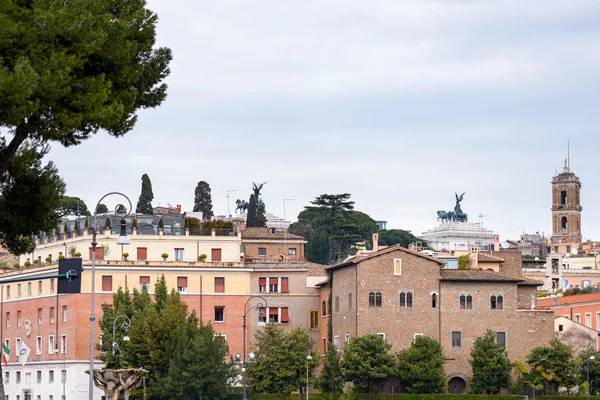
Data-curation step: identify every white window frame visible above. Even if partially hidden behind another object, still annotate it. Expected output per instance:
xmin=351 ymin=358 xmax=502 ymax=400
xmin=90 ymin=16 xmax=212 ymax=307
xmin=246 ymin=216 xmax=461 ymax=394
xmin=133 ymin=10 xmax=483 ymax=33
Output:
xmin=49 ymin=370 xmax=54 ymax=383
xmin=288 ymin=247 xmax=296 ymax=256
xmin=575 ymin=313 xmax=581 ymax=323
xmin=377 ymin=333 xmax=386 ymax=340
xmin=345 ymin=334 xmax=351 ymax=343
xmin=36 ymin=336 xmax=42 ymax=355
xmin=62 ymin=306 xmax=67 ymax=322
xmin=60 ymin=334 xmax=67 ymax=354
xmin=496 ymin=331 xmax=507 ymax=349
xmin=586 ymin=313 xmax=592 ymax=328
xmin=214 ymin=306 xmax=225 ymax=323
xmin=174 ymin=248 xmax=184 ymax=262
xmin=16 ymin=338 xmax=21 ymax=354
xmin=414 ymin=333 xmax=424 ymax=340
xmin=48 ymin=336 xmax=55 ymax=354
xmin=596 ymin=312 xmax=600 ymax=331
xmin=393 ymin=258 xmax=402 ymax=275
xmin=214 ymin=334 xmax=227 ymax=342
xmin=451 ymin=331 xmax=462 ymax=348
xmin=333 ymin=335 xmax=339 ymax=351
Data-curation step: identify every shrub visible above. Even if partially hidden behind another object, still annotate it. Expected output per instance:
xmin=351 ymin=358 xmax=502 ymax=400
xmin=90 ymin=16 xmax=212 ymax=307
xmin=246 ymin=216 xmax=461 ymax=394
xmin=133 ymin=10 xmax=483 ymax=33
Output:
xmin=105 ymin=217 xmax=111 ymax=228
xmin=123 ymin=252 xmax=129 ymax=258
xmin=24 ymin=261 xmax=32 ymax=267
xmin=161 ymin=253 xmax=168 ymax=260
xmin=74 ymin=252 xmax=81 ymax=257
xmin=13 ymin=263 xmax=20 ymax=268
xmin=33 ymin=259 xmax=40 ymax=264
xmin=199 ymin=254 xmax=207 ymax=260
xmin=58 ymin=255 xmax=65 ymax=260
xmin=132 ymin=218 xmax=137 ymax=229
xmin=1 ymin=265 xmax=9 ymax=270
xmin=159 ymin=218 xmax=164 ymax=229
xmin=84 ymin=218 xmax=89 ymax=228
xmin=45 ymin=256 xmax=51 ymax=262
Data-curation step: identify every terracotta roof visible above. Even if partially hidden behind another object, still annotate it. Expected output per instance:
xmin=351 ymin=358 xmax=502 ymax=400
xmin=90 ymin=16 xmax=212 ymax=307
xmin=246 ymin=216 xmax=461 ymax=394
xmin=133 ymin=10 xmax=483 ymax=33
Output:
xmin=327 ymin=244 xmax=445 ymax=271
xmin=478 ymin=253 xmax=505 ymax=263
xmin=517 ymin=277 xmax=544 ymax=286
xmin=241 ymin=227 xmax=306 ymax=241
xmin=440 ymin=270 xmax=524 ymax=283
xmin=305 ymin=261 xmax=328 ymax=277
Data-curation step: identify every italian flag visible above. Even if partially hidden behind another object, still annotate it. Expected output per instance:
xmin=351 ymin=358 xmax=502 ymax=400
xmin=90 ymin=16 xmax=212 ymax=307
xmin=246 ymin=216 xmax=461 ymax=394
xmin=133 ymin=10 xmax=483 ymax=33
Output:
xmin=2 ymin=343 xmax=9 ymax=366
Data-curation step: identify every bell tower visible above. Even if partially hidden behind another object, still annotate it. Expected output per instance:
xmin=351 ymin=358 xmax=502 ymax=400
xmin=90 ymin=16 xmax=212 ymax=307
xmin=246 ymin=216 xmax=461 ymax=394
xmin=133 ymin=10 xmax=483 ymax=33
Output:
xmin=551 ymin=158 xmax=582 ymax=248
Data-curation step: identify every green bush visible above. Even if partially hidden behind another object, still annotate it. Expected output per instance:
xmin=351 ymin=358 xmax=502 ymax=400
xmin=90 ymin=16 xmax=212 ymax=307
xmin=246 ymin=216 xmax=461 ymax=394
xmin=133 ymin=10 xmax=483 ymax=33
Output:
xmin=58 ymin=255 xmax=65 ymax=260
xmin=45 ymin=256 xmax=51 ymax=262
xmin=198 ymin=254 xmax=207 ymax=261
xmin=74 ymin=252 xmax=81 ymax=257
xmin=238 ymin=395 xmax=530 ymax=400
xmin=123 ymin=252 xmax=129 ymax=258
xmin=24 ymin=261 xmax=32 ymax=267
xmin=1 ymin=265 xmax=9 ymax=270
xmin=161 ymin=253 xmax=168 ymax=259
xmin=33 ymin=259 xmax=40 ymax=264
xmin=159 ymin=218 xmax=164 ymax=229
xmin=13 ymin=263 xmax=20 ymax=268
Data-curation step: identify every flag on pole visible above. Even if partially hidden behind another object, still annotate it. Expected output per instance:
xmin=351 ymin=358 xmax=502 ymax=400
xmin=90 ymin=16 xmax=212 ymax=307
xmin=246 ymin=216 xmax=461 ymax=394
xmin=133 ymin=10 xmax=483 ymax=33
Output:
xmin=1 ymin=343 xmax=9 ymax=366
xmin=19 ymin=342 xmax=30 ymax=366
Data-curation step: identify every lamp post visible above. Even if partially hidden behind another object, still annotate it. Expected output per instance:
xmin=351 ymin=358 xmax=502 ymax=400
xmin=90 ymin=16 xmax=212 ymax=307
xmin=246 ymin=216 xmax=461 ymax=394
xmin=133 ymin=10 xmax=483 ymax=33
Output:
xmin=89 ymin=192 xmax=132 ymax=399
xmin=589 ymin=352 xmax=596 ymax=399
xmin=306 ymin=352 xmax=312 ymax=400
xmin=242 ymin=296 xmax=267 ymax=400
xmin=112 ymin=315 xmax=131 ymax=369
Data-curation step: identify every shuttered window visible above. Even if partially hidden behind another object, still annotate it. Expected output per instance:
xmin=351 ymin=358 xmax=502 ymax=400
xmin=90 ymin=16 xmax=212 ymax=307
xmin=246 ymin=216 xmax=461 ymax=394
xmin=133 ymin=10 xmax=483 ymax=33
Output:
xmin=89 ymin=247 xmax=104 ymax=260
xmin=214 ymin=277 xmax=225 ymax=293
xmin=269 ymin=308 xmax=279 ymax=323
xmin=259 ymin=277 xmax=266 ymax=292
xmin=177 ymin=277 xmax=188 ymax=292
xmin=140 ymin=276 xmax=150 ymax=291
xmin=211 ymin=248 xmax=222 ymax=261
xmin=137 ymin=247 xmax=147 ymax=260
xmin=281 ymin=307 xmax=289 ymax=323
xmin=310 ymin=310 xmax=319 ymax=329
xmin=101 ymin=276 xmax=112 ymax=292
xmin=269 ymin=278 xmax=278 ymax=292
xmin=281 ymin=278 xmax=289 ymax=293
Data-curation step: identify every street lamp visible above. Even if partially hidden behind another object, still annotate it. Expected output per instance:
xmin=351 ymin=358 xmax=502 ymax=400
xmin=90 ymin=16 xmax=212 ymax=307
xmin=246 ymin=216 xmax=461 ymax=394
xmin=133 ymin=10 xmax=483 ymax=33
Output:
xmin=306 ymin=352 xmax=312 ymax=400
xmin=242 ymin=296 xmax=267 ymax=400
xmin=589 ymin=352 xmax=596 ymax=399
xmin=112 ymin=314 xmax=131 ymax=369
xmin=89 ymin=192 xmax=132 ymax=399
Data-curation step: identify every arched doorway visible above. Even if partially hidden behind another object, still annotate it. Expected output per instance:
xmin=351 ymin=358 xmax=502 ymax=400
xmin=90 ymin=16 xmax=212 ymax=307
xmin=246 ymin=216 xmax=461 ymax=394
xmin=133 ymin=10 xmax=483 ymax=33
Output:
xmin=448 ymin=376 xmax=467 ymax=394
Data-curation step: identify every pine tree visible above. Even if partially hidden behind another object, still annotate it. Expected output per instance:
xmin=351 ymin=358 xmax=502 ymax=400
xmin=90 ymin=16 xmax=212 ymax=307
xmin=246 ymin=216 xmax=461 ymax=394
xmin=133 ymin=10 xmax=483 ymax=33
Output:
xmin=192 ymin=181 xmax=213 ymax=219
xmin=469 ymin=330 xmax=512 ymax=394
xmin=320 ymin=345 xmax=345 ymax=393
xmin=256 ymin=202 xmax=267 ymax=227
xmin=135 ymin=174 xmax=154 ymax=214
xmin=246 ymin=194 xmax=257 ymax=227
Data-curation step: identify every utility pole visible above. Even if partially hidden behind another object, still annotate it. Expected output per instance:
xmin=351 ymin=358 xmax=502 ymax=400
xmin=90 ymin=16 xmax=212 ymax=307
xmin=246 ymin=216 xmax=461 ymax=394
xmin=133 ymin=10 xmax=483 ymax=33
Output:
xmin=226 ymin=189 xmax=237 ymax=218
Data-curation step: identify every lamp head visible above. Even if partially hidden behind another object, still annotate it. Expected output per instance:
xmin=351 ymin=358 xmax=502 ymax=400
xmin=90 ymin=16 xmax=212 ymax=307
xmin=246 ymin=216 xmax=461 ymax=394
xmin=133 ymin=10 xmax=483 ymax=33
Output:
xmin=257 ymin=305 xmax=266 ymax=327
xmin=306 ymin=354 xmax=312 ymax=360
xmin=123 ymin=333 xmax=130 ymax=342
xmin=116 ymin=218 xmax=130 ymax=245
xmin=235 ymin=353 xmax=241 ymax=361
xmin=591 ymin=355 xmax=596 ymax=360
xmin=249 ymin=352 xmax=255 ymax=361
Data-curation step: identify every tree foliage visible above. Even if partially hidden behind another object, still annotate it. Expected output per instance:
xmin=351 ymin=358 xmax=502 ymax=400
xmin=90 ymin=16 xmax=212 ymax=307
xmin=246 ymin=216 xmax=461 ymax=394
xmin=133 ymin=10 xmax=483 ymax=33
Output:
xmin=320 ymin=345 xmax=345 ymax=393
xmin=289 ymin=194 xmax=378 ymax=264
xmin=246 ymin=194 xmax=266 ymax=228
xmin=397 ymin=336 xmax=445 ymax=394
xmin=193 ymin=180 xmax=213 ymax=219
xmin=59 ymin=196 xmax=90 ymax=216
xmin=97 ymin=275 xmax=234 ymax=399
xmin=378 ymin=229 xmax=427 ymax=248
xmin=458 ymin=255 xmax=470 ymax=270
xmin=247 ymin=324 xmax=319 ymax=395
xmin=341 ymin=333 xmax=396 ymax=394
xmin=95 ymin=203 xmax=108 ymax=214
xmin=0 ymin=141 xmax=65 ymax=255
xmin=469 ymin=330 xmax=511 ymax=394
xmin=135 ymin=173 xmax=154 ymax=214
xmin=0 ymin=0 xmax=172 ymax=176
xmin=525 ymin=339 xmax=576 ymax=394
xmin=577 ymin=348 xmax=600 ymax=395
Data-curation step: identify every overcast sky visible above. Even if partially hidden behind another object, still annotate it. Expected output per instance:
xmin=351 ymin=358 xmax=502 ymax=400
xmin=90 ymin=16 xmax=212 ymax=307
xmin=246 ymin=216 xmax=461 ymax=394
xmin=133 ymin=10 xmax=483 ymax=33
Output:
xmin=46 ymin=0 xmax=600 ymax=241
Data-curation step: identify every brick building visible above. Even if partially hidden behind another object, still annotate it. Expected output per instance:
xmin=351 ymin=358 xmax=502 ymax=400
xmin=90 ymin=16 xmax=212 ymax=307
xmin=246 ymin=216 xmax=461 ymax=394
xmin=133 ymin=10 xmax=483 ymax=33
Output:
xmin=326 ymin=245 xmax=554 ymax=393
xmin=242 ymin=227 xmax=306 ymax=263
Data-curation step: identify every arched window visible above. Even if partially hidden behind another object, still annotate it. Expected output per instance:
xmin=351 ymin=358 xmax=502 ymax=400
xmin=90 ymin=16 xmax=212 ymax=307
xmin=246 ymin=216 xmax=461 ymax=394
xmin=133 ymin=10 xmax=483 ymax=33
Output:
xmin=497 ymin=295 xmax=503 ymax=309
xmin=561 ymin=191 xmax=567 ymax=205
xmin=322 ymin=300 xmax=327 ymax=316
xmin=490 ymin=295 xmax=497 ymax=309
xmin=406 ymin=292 xmax=413 ymax=308
xmin=399 ymin=291 xmax=414 ymax=308
xmin=460 ymin=294 xmax=473 ymax=309
xmin=466 ymin=295 xmax=473 ymax=309
xmin=561 ymin=216 xmax=568 ymax=231
xmin=399 ymin=292 xmax=406 ymax=308
xmin=432 ymin=293 xmax=437 ymax=308
xmin=369 ymin=291 xmax=382 ymax=308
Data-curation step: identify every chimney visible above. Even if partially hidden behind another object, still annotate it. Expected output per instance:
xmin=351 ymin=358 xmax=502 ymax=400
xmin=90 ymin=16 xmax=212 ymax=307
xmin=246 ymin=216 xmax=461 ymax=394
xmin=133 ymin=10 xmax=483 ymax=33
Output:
xmin=373 ymin=232 xmax=379 ymax=252
xmin=493 ymin=235 xmax=500 ymax=252
xmin=469 ymin=246 xmax=479 ymax=269
xmin=176 ymin=204 xmax=182 ymax=214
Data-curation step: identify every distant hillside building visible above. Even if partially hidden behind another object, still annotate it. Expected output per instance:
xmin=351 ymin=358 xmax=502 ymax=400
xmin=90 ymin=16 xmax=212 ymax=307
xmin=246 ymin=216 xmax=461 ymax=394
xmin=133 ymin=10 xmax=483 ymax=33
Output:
xmin=421 ymin=222 xmax=496 ymax=252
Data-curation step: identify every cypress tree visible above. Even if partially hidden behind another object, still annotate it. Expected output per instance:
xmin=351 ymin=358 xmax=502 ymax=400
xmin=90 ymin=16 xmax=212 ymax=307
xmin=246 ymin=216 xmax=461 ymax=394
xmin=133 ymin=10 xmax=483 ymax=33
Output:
xmin=192 ymin=181 xmax=213 ymax=219
xmin=256 ymin=202 xmax=267 ymax=227
xmin=136 ymin=174 xmax=154 ymax=214
xmin=246 ymin=195 xmax=257 ymax=227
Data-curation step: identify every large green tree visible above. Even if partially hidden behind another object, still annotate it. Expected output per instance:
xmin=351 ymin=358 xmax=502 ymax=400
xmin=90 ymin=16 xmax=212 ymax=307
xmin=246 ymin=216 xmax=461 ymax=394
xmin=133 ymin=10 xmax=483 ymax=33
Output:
xmin=193 ymin=181 xmax=213 ymax=219
xmin=397 ymin=336 xmax=445 ymax=394
xmin=319 ymin=345 xmax=345 ymax=393
xmin=469 ymin=330 xmax=511 ymax=394
xmin=246 ymin=194 xmax=265 ymax=228
xmin=378 ymin=229 xmax=427 ymax=248
xmin=289 ymin=194 xmax=378 ymax=264
xmin=0 ymin=141 xmax=65 ymax=255
xmin=341 ymin=333 xmax=396 ymax=394
xmin=135 ymin=173 xmax=154 ymax=214
xmin=246 ymin=324 xmax=319 ymax=395
xmin=526 ymin=339 xmax=577 ymax=394
xmin=577 ymin=348 xmax=600 ymax=395
xmin=59 ymin=196 xmax=90 ymax=216
xmin=0 ymin=0 xmax=172 ymax=176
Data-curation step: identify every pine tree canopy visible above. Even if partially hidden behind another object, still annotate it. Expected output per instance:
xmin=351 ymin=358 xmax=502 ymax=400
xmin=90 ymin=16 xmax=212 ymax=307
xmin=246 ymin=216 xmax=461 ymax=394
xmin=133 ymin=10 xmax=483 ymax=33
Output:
xmin=193 ymin=180 xmax=213 ymax=218
xmin=136 ymin=173 xmax=154 ymax=214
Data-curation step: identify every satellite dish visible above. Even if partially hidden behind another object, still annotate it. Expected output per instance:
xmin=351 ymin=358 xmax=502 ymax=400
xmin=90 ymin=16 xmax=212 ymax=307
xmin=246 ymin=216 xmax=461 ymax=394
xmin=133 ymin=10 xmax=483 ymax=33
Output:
xmin=572 ymin=248 xmax=579 ymax=255
xmin=501 ymin=241 xmax=510 ymax=249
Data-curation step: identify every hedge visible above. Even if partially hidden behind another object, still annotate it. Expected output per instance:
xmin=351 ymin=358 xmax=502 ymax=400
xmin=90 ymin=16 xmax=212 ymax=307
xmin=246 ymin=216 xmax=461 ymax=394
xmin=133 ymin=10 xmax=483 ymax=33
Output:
xmin=228 ymin=395 xmax=530 ymax=400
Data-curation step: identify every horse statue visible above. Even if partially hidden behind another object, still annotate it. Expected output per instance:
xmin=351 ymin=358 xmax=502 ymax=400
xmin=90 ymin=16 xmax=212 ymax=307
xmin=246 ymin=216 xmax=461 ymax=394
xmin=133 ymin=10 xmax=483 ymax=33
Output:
xmin=453 ymin=213 xmax=468 ymax=223
xmin=437 ymin=210 xmax=456 ymax=223
xmin=235 ymin=199 xmax=248 ymax=213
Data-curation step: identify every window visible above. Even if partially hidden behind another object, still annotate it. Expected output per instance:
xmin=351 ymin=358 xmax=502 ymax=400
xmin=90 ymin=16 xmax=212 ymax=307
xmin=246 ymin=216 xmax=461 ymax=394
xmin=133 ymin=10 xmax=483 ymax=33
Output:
xmin=28 ymin=282 xmax=32 ymax=297
xmin=4 ymin=371 xmax=8 ymax=384
xmin=597 ymin=313 xmax=600 ymax=330
xmin=4 ymin=340 xmax=9 ymax=355
xmin=258 ymin=247 xmax=267 ymax=256
xmin=583 ymin=280 xmax=592 ymax=288
xmin=177 ymin=277 xmax=188 ymax=293
xmin=139 ymin=276 xmax=150 ymax=292
xmin=214 ymin=307 xmax=225 ymax=322
xmin=62 ymin=306 xmax=67 ymax=322
xmin=451 ymin=331 xmax=462 ymax=348
xmin=269 ymin=308 xmax=279 ymax=323
xmin=16 ymin=338 xmax=21 ymax=354
xmin=102 ymin=276 xmax=112 ymax=292
xmin=348 ymin=293 xmax=352 ymax=309
xmin=17 ymin=311 xmax=21 ymax=326
xmin=575 ymin=314 xmax=581 ymax=323
xmin=368 ymin=291 xmax=382 ymax=308
xmin=18 ymin=284 xmax=21 ymax=298
xmin=269 ymin=277 xmax=278 ymax=292
xmin=559 ymin=324 xmax=564 ymax=332
xmin=281 ymin=307 xmax=289 ymax=323
xmin=345 ymin=334 xmax=351 ymax=343
xmin=38 ymin=308 xmax=42 ymax=324
xmin=36 ymin=336 xmax=42 ymax=355
xmin=414 ymin=333 xmax=424 ymax=340
xmin=37 ymin=370 xmax=42 ymax=383
xmin=60 ymin=335 xmax=67 ymax=354
xmin=211 ymin=248 xmax=222 ymax=262
xmin=334 ymin=296 xmax=340 ymax=313
xmin=496 ymin=332 xmax=506 ymax=349
xmin=322 ymin=301 xmax=327 ymax=316
xmin=6 ymin=312 xmax=9 ymax=327
xmin=50 ymin=279 xmax=55 ymax=294
xmin=432 ymin=293 xmax=438 ymax=308
xmin=49 ymin=370 xmax=54 ymax=383
xmin=393 ymin=258 xmax=402 ymax=275
xmin=399 ymin=291 xmax=413 ymax=308
xmin=288 ymin=248 xmax=296 ymax=256
xmin=214 ymin=277 xmax=225 ymax=293
xmin=586 ymin=313 xmax=592 ymax=328
xmin=38 ymin=281 xmax=42 ymax=296
xmin=259 ymin=277 xmax=266 ymax=292
xmin=16 ymin=371 xmax=21 ymax=384
xmin=310 ymin=310 xmax=319 ymax=329
xmin=136 ymin=247 xmax=147 ymax=260
xmin=281 ymin=277 xmax=289 ymax=293
xmin=377 ymin=333 xmax=386 ymax=340
xmin=174 ymin=248 xmax=184 ymax=261
xmin=561 ymin=190 xmax=567 ymax=205
xmin=333 ymin=336 xmax=339 ymax=351
xmin=459 ymin=294 xmax=473 ymax=309
xmin=490 ymin=295 xmax=504 ymax=310
xmin=48 ymin=336 xmax=55 ymax=354
xmin=50 ymin=307 xmax=55 ymax=323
